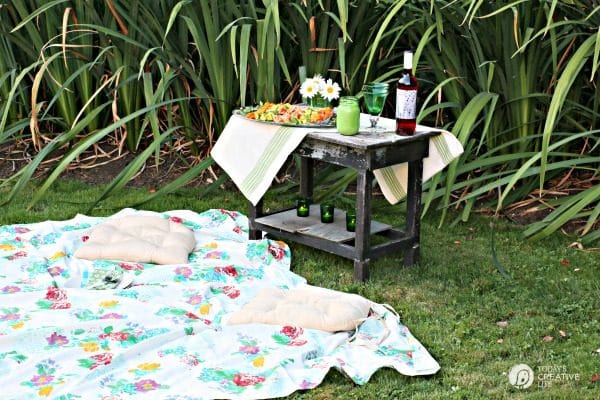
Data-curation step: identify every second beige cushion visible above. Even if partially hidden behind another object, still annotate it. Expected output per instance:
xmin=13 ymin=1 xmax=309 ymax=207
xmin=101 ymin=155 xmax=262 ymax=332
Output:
xmin=227 ymin=285 xmax=372 ymax=332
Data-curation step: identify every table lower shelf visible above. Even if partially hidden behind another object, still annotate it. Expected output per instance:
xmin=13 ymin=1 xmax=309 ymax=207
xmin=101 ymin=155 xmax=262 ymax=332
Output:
xmin=252 ymin=204 xmax=417 ymax=264
xmin=254 ymin=205 xmax=391 ymax=243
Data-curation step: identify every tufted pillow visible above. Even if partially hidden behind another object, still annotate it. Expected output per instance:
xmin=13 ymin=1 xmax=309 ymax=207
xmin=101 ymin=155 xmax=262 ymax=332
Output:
xmin=227 ymin=285 xmax=372 ymax=332
xmin=74 ymin=216 xmax=196 ymax=265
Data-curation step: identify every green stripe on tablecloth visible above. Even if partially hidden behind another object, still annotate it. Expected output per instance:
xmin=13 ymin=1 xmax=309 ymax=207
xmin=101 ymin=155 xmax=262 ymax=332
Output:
xmin=240 ymin=127 xmax=294 ymax=195
xmin=379 ymin=166 xmax=406 ymax=200
xmin=432 ymin=134 xmax=454 ymax=164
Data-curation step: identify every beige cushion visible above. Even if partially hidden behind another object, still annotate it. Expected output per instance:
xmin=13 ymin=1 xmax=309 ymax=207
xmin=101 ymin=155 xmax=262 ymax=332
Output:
xmin=227 ymin=285 xmax=372 ymax=332
xmin=74 ymin=216 xmax=195 ymax=265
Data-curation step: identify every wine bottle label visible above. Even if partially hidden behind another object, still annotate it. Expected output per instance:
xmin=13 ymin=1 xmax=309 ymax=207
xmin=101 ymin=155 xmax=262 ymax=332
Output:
xmin=396 ymin=89 xmax=417 ymax=119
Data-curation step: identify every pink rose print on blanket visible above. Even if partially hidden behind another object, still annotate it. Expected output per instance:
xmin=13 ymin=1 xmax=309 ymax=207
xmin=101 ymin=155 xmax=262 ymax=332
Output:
xmin=90 ymin=353 xmax=113 ymax=370
xmin=215 ymin=265 xmax=238 ymax=278
xmin=185 ymin=311 xmax=200 ymax=320
xmin=209 ymin=284 xmax=240 ymax=299
xmin=99 ymin=331 xmax=130 ymax=341
xmin=233 ymin=373 xmax=266 ymax=387
xmin=222 ymin=285 xmax=240 ymax=299
xmin=272 ymin=326 xmax=308 ymax=346
xmin=91 ymin=353 xmax=113 ymax=366
xmin=181 ymin=354 xmax=201 ymax=367
xmin=46 ymin=287 xmax=67 ymax=302
xmin=118 ymin=262 xmax=144 ymax=271
xmin=44 ymin=287 xmax=71 ymax=309
xmin=282 ymin=326 xmax=303 ymax=339
xmin=219 ymin=209 xmax=239 ymax=220
xmin=7 ymin=251 xmax=27 ymax=260
xmin=78 ymin=352 xmax=114 ymax=370
xmin=268 ymin=244 xmax=285 ymax=260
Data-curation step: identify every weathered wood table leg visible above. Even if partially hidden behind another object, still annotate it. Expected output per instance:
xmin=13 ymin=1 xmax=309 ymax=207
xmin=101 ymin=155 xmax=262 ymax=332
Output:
xmin=404 ymin=159 xmax=423 ymax=266
xmin=300 ymin=157 xmax=314 ymax=200
xmin=248 ymin=198 xmax=263 ymax=240
xmin=354 ymin=169 xmax=373 ymax=281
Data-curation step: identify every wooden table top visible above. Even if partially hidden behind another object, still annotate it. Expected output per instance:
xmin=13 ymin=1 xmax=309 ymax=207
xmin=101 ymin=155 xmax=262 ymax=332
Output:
xmin=304 ymin=128 xmax=440 ymax=150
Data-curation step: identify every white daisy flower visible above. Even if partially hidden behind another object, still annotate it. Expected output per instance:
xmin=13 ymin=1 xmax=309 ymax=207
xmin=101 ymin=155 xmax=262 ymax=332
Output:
xmin=310 ymin=74 xmax=325 ymax=89
xmin=320 ymin=79 xmax=341 ymax=101
xmin=300 ymin=80 xmax=318 ymax=98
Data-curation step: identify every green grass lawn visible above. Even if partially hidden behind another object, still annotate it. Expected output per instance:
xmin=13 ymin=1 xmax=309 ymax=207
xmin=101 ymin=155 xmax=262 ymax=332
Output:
xmin=1 ymin=179 xmax=599 ymax=399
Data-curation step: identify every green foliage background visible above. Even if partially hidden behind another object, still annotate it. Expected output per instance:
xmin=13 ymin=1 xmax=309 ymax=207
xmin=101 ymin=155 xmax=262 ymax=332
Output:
xmin=0 ymin=0 xmax=598 ymax=242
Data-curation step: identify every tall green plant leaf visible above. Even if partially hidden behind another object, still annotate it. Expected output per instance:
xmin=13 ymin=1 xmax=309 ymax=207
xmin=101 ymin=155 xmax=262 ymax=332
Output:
xmin=540 ymin=35 xmax=596 ymax=189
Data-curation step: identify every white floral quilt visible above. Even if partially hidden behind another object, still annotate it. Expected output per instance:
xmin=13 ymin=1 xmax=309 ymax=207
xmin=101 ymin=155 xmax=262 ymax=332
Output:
xmin=0 ymin=208 xmax=439 ymax=399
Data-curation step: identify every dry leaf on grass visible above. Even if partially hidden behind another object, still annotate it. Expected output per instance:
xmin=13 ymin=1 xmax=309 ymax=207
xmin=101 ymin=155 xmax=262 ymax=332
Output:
xmin=542 ymin=335 xmax=554 ymax=342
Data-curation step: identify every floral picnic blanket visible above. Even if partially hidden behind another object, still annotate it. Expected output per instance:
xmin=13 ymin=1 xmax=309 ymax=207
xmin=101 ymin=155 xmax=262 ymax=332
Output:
xmin=0 ymin=208 xmax=439 ymax=399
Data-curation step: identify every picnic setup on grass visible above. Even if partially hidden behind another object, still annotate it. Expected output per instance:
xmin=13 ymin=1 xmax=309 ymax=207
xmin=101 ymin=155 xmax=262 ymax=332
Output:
xmin=0 ymin=69 xmax=463 ymax=399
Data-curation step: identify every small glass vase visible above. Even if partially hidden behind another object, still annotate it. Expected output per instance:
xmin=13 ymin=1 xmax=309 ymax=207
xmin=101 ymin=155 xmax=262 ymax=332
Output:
xmin=310 ymin=94 xmax=330 ymax=108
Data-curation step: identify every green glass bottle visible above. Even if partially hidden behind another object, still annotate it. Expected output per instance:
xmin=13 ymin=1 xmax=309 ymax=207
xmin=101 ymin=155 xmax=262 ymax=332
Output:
xmin=336 ymin=96 xmax=360 ymax=136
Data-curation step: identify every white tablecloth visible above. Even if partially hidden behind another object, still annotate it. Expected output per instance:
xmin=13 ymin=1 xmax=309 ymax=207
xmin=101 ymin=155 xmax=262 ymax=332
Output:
xmin=211 ymin=114 xmax=463 ymax=205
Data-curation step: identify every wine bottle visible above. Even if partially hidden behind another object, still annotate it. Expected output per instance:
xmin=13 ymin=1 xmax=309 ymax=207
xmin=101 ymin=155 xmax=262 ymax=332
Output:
xmin=396 ymin=50 xmax=418 ymax=136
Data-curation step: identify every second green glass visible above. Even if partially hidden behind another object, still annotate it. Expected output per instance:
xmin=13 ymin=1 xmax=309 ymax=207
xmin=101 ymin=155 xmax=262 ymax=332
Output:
xmin=363 ymin=82 xmax=389 ymax=131
xmin=346 ymin=210 xmax=356 ymax=232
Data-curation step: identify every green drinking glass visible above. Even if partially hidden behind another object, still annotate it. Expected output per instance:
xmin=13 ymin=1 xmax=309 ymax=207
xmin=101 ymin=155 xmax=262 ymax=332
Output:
xmin=320 ymin=203 xmax=334 ymax=223
xmin=363 ymin=82 xmax=389 ymax=131
xmin=296 ymin=197 xmax=310 ymax=217
xmin=345 ymin=210 xmax=356 ymax=232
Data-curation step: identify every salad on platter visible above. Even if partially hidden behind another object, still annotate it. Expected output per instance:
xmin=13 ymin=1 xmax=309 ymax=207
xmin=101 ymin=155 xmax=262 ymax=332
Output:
xmin=240 ymin=102 xmax=335 ymax=126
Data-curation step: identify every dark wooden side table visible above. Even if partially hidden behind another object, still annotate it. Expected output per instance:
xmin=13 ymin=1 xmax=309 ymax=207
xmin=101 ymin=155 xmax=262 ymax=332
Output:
xmin=248 ymin=129 xmax=440 ymax=282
